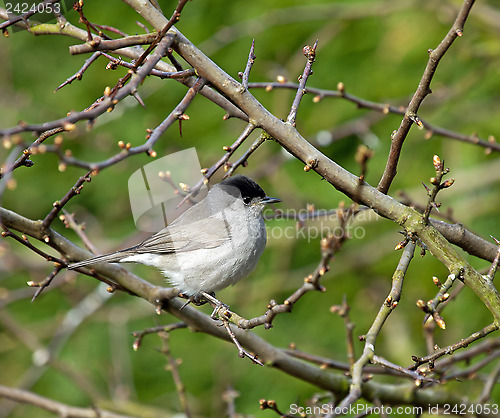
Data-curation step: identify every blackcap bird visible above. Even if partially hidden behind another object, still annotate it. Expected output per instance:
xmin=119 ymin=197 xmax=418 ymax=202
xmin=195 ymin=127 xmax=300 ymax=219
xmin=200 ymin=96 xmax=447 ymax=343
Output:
xmin=68 ymin=175 xmax=280 ymax=298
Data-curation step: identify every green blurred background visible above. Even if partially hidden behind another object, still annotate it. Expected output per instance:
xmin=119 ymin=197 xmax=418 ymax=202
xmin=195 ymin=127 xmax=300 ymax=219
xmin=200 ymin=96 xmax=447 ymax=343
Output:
xmin=1 ymin=0 xmax=500 ymax=416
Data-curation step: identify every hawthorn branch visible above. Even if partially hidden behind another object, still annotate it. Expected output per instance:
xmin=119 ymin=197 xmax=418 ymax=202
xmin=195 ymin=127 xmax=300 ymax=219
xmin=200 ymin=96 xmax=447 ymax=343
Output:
xmin=69 ymin=33 xmax=159 ymax=55
xmin=377 ymin=0 xmax=476 ymax=194
xmin=286 ymin=40 xmax=318 ymax=126
xmin=240 ymin=39 xmax=255 ymax=90
xmin=42 ymin=171 xmax=92 ymax=232
xmin=0 ymin=9 xmax=247 ymax=134
xmin=409 ymin=323 xmax=499 ymax=371
xmin=337 ymin=242 xmax=415 ymax=411
xmin=248 ymin=81 xmax=500 ymax=153
xmin=0 ymin=385 xmax=131 ymax=418
xmin=0 ymin=128 xmax=65 ymax=179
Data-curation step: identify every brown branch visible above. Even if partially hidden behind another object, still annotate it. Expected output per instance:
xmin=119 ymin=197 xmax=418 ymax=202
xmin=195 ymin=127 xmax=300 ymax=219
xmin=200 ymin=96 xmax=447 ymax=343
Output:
xmin=73 ymin=0 xmax=110 ymax=43
xmin=430 ymin=219 xmax=500 ymax=263
xmin=377 ymin=0 xmax=476 ymax=194
xmin=42 ymin=171 xmax=93 ymax=231
xmin=248 ymin=81 xmax=500 ymax=153
xmin=69 ymin=33 xmax=158 ymax=55
xmin=0 ymin=229 xmax=65 ymax=265
xmin=0 ymin=385 xmax=131 ymax=418
xmin=159 ymin=332 xmax=192 ymax=418
xmin=435 ymin=338 xmax=500 ymax=371
xmin=0 ymin=128 xmax=65 ymax=179
xmin=60 ymin=210 xmax=99 ymax=254
xmin=421 ymin=155 xmax=454 ymax=225
xmin=132 ymin=322 xmax=187 ymax=351
xmin=240 ymin=39 xmax=255 ymax=90
xmin=55 ymin=51 xmax=101 ymax=91
xmin=286 ymin=40 xmax=318 ymax=127
xmin=225 ymin=134 xmax=267 ymax=177
xmin=0 ymin=9 xmax=248 ymax=130
xmin=337 ymin=242 xmax=416 ymax=411
xmin=143 ymin=77 xmax=207 ymax=156
xmin=0 ymin=33 xmax=176 ymax=137
xmin=409 ymin=323 xmax=499 ymax=371
xmin=99 ymin=52 xmax=196 ymax=79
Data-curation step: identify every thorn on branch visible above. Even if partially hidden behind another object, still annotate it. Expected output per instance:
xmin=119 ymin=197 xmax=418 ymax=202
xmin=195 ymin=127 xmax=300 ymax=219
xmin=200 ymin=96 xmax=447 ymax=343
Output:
xmin=55 ymin=52 xmax=101 ymax=92
xmin=132 ymin=91 xmax=146 ymax=108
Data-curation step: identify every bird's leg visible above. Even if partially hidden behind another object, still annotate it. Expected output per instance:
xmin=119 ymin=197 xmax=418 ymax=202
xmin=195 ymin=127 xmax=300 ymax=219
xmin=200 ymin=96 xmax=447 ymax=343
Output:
xmin=201 ymin=291 xmax=229 ymax=319
xmin=178 ymin=292 xmax=209 ymax=310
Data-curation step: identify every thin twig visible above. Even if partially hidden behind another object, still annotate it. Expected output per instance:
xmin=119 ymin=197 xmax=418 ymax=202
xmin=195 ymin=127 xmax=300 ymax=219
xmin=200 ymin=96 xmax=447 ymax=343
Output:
xmin=421 ymin=154 xmax=453 ymax=225
xmin=42 ymin=171 xmax=93 ymax=232
xmin=221 ymin=318 xmax=263 ymax=366
xmin=29 ymin=264 xmax=64 ymax=301
xmin=100 ymin=52 xmax=196 ymax=79
xmin=55 ymin=52 xmax=102 ymax=91
xmin=159 ymin=332 xmax=192 ymax=417
xmin=371 ymin=355 xmax=438 ymax=384
xmin=409 ymin=323 xmax=499 ymax=370
xmin=486 ymin=236 xmax=500 ymax=280
xmin=240 ymin=39 xmax=255 ymax=90
xmin=225 ymin=134 xmax=266 ymax=177
xmin=286 ymin=40 xmax=318 ymax=126
xmin=69 ymin=33 xmax=158 ymax=55
xmin=132 ymin=322 xmax=187 ymax=351
xmin=0 ymin=128 xmax=65 ymax=179
xmin=477 ymin=360 xmax=500 ymax=403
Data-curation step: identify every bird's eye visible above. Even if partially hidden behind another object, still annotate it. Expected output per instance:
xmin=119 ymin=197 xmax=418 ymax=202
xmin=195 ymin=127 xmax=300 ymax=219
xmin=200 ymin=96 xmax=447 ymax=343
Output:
xmin=243 ymin=196 xmax=252 ymax=205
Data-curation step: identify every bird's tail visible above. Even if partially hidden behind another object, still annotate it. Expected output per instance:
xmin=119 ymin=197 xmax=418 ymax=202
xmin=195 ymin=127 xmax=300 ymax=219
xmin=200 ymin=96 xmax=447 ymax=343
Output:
xmin=67 ymin=249 xmax=135 ymax=270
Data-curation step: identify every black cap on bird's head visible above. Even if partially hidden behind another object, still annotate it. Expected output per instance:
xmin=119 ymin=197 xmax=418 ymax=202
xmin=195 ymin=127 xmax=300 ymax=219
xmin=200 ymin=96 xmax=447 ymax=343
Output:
xmin=218 ymin=175 xmax=281 ymax=205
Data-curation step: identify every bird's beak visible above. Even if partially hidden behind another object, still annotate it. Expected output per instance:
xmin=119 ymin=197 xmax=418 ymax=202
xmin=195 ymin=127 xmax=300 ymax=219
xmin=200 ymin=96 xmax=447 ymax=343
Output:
xmin=261 ymin=196 xmax=281 ymax=205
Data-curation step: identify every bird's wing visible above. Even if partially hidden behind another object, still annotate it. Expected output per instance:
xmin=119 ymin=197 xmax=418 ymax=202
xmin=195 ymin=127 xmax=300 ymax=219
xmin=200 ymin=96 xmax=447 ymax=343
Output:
xmin=130 ymin=216 xmax=232 ymax=255
xmin=68 ymin=217 xmax=232 ymax=269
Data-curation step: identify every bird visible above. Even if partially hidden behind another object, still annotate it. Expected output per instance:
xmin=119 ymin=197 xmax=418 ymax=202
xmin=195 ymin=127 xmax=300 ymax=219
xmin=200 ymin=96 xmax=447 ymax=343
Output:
xmin=68 ymin=175 xmax=280 ymax=299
